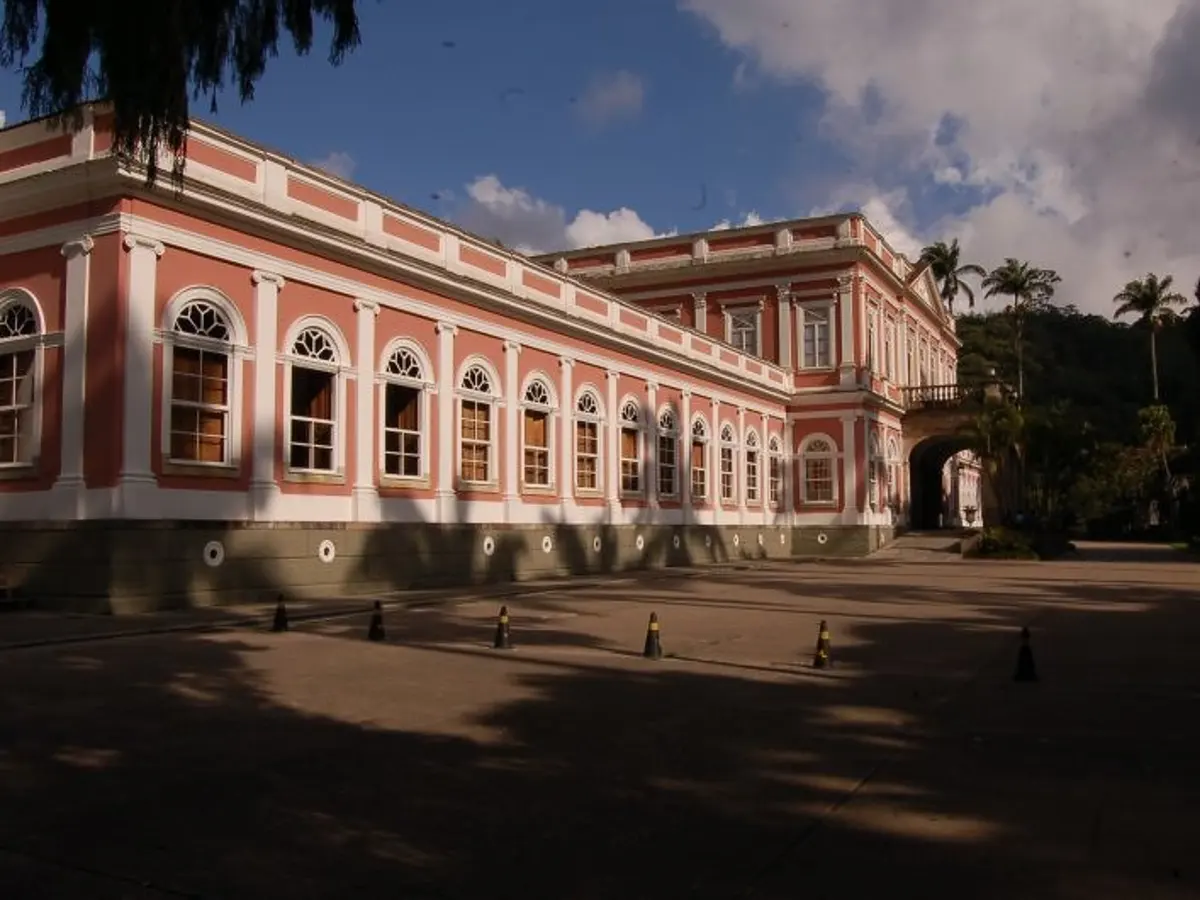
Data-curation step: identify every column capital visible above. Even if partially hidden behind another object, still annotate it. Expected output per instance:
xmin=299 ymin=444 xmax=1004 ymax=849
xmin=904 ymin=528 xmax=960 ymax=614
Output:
xmin=61 ymin=236 xmax=94 ymax=259
xmin=435 ymin=321 xmax=458 ymax=336
xmin=251 ymin=270 xmax=285 ymax=289
xmin=692 ymin=291 xmax=708 ymax=305
xmin=353 ymin=298 xmax=380 ymax=316
xmin=558 ymin=356 xmax=575 ymax=369
xmin=122 ymin=233 xmax=164 ymax=258
xmin=645 ymin=380 xmax=659 ymax=393
xmin=605 ymin=368 xmax=620 ymax=382
xmin=680 ymin=387 xmax=692 ymax=399
xmin=775 ymin=283 xmax=791 ymax=302
xmin=503 ymin=340 xmax=522 ymax=354
xmin=835 ymin=273 xmax=855 ymax=291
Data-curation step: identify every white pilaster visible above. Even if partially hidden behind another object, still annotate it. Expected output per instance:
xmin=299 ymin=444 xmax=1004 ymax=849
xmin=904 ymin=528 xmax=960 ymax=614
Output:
xmin=785 ymin=419 xmax=797 ymax=520
xmin=118 ymin=233 xmax=164 ymax=518
xmin=737 ymin=406 xmax=747 ymax=525
xmin=692 ymin=292 xmax=708 ymax=335
xmin=776 ymin=284 xmax=792 ymax=367
xmin=558 ymin=356 xmax=574 ymax=516
xmin=352 ymin=298 xmax=381 ymax=521
xmin=841 ymin=416 xmax=859 ymax=525
xmin=680 ymin=389 xmax=692 ymax=520
xmin=503 ymin=340 xmax=521 ymax=522
xmin=605 ymin=369 xmax=620 ymax=519
xmin=54 ymin=236 xmax=93 ymax=497
xmin=435 ymin=322 xmax=457 ymax=521
xmin=760 ymin=412 xmax=770 ymax=527
xmin=250 ymin=270 xmax=284 ymax=517
xmin=710 ymin=397 xmax=720 ymax=525
xmin=645 ymin=381 xmax=659 ymax=510
xmin=837 ymin=274 xmax=856 ymax=387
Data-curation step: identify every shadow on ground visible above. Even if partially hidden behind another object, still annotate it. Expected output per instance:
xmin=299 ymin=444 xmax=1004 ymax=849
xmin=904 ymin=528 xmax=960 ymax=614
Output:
xmin=1 ymin=555 xmax=1198 ymax=899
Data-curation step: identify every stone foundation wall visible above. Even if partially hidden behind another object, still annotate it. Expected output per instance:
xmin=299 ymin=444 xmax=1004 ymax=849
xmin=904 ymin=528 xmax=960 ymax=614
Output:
xmin=0 ymin=521 xmax=894 ymax=614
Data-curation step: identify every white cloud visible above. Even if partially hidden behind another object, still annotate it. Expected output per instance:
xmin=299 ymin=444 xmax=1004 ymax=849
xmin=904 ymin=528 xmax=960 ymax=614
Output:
xmin=710 ymin=211 xmax=767 ymax=231
xmin=680 ymin=0 xmax=1200 ymax=313
xmin=456 ymin=175 xmax=664 ymax=254
xmin=576 ymin=70 xmax=646 ymax=129
xmin=311 ymin=151 xmax=356 ymax=180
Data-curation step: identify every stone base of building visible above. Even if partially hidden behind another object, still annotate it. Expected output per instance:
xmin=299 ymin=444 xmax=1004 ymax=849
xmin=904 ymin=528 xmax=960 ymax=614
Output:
xmin=0 ymin=520 xmax=895 ymax=615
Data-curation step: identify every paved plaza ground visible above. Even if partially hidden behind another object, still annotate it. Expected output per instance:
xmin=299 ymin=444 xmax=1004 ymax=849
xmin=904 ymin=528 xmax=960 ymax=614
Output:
xmin=0 ymin=543 xmax=1198 ymax=899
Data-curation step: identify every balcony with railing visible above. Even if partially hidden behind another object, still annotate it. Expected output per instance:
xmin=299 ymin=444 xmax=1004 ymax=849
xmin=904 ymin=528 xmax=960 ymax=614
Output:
xmin=901 ymin=383 xmax=970 ymax=411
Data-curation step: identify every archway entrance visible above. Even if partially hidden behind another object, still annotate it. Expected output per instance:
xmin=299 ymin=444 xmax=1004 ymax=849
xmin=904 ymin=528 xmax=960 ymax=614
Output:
xmin=908 ymin=436 xmax=971 ymax=531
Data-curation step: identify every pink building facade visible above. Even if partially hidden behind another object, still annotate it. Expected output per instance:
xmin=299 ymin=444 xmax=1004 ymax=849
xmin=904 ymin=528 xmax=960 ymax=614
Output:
xmin=0 ymin=106 xmax=976 ymax=611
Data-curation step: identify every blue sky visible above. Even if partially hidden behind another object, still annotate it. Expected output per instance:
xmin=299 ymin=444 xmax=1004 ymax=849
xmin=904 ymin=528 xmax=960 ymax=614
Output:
xmin=0 ymin=0 xmax=857 ymax=249
xmin=2 ymin=0 xmax=1196 ymax=314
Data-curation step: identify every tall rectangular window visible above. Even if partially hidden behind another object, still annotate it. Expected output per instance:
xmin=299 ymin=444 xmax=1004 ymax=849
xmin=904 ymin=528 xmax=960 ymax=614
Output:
xmin=576 ymin=420 xmax=599 ymax=491
xmin=801 ymin=307 xmax=832 ymax=368
xmin=728 ymin=308 xmax=760 ymax=356
xmin=289 ymin=367 xmax=335 ymax=472
xmin=383 ymin=384 xmax=421 ymax=478
xmin=620 ymin=427 xmax=640 ymax=493
xmin=523 ymin=408 xmax=550 ymax=487
xmin=460 ymin=399 xmax=491 ymax=483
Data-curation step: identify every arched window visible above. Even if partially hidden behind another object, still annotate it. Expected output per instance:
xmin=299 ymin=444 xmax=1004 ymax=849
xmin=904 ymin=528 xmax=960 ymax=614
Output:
xmin=767 ymin=435 xmax=783 ymax=506
xmin=801 ymin=435 xmax=837 ymax=504
xmin=619 ymin=398 xmax=641 ymax=494
xmin=575 ymin=388 xmax=603 ymax=493
xmin=459 ymin=361 xmax=498 ymax=485
xmin=521 ymin=375 xmax=555 ymax=488
xmin=745 ymin=429 xmax=761 ymax=503
xmin=287 ymin=322 xmax=345 ymax=473
xmin=380 ymin=341 xmax=431 ymax=480
xmin=886 ymin=437 xmax=901 ymax=510
xmin=0 ymin=295 xmax=40 ymax=467
xmin=719 ymin=422 xmax=737 ymax=503
xmin=868 ymin=434 xmax=882 ymax=510
xmin=164 ymin=298 xmax=237 ymax=465
xmin=690 ymin=416 xmax=709 ymax=500
xmin=657 ymin=405 xmax=679 ymax=498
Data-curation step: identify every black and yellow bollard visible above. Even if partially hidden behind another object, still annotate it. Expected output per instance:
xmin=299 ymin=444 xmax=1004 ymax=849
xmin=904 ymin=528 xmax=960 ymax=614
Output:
xmin=1013 ymin=626 xmax=1038 ymax=683
xmin=271 ymin=595 xmax=289 ymax=633
xmin=812 ymin=619 xmax=831 ymax=669
xmin=367 ymin=600 xmax=386 ymax=642
xmin=643 ymin=612 xmax=663 ymax=660
xmin=493 ymin=605 xmax=513 ymax=650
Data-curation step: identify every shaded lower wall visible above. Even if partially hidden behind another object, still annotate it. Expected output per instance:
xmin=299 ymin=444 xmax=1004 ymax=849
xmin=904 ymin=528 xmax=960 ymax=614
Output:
xmin=0 ymin=521 xmax=895 ymax=614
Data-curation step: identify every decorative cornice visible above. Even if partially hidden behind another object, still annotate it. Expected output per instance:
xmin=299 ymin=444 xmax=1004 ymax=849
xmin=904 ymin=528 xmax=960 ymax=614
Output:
xmin=60 ymin=236 xmax=94 ymax=259
xmin=122 ymin=233 xmax=164 ymax=257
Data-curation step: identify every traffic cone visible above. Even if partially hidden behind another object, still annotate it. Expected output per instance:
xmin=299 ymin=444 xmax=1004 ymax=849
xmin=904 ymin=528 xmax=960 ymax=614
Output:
xmin=812 ymin=619 xmax=831 ymax=669
xmin=643 ymin=612 xmax=663 ymax=660
xmin=1013 ymin=626 xmax=1038 ymax=682
xmin=271 ymin=595 xmax=289 ymax=633
xmin=367 ymin=600 xmax=386 ymax=642
xmin=493 ymin=605 xmax=513 ymax=650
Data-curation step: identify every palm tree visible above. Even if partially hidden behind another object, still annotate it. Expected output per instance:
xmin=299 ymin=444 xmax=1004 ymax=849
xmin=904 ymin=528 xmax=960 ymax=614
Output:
xmin=981 ymin=259 xmax=1062 ymax=403
xmin=919 ymin=239 xmax=986 ymax=314
xmin=1112 ymin=273 xmax=1189 ymax=402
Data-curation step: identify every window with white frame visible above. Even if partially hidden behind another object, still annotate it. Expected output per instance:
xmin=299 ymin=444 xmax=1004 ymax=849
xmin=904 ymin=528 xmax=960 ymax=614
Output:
xmin=887 ymin=437 xmax=901 ymax=509
xmin=719 ymin=422 xmax=737 ymax=502
xmin=727 ymin=306 xmax=760 ymax=356
xmin=868 ymin=435 xmax=882 ymax=510
xmin=575 ymin=389 xmax=602 ymax=492
xmin=0 ymin=297 xmax=39 ymax=467
xmin=459 ymin=363 xmax=496 ymax=485
xmin=884 ymin=319 xmax=896 ymax=381
xmin=521 ymin=377 xmax=554 ymax=488
xmin=768 ymin=435 xmax=783 ymax=506
xmin=381 ymin=343 xmax=427 ymax=479
xmin=288 ymin=325 xmax=341 ymax=473
xmin=800 ymin=305 xmax=832 ymax=368
xmin=657 ymin=406 xmax=679 ymax=497
xmin=619 ymin=399 xmax=641 ymax=494
xmin=745 ymin=430 xmax=760 ymax=502
xmin=907 ymin=330 xmax=917 ymax=385
xmin=801 ymin=436 xmax=836 ymax=503
xmin=866 ymin=307 xmax=878 ymax=373
xmin=166 ymin=299 xmax=235 ymax=465
xmin=690 ymin=416 xmax=708 ymax=500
